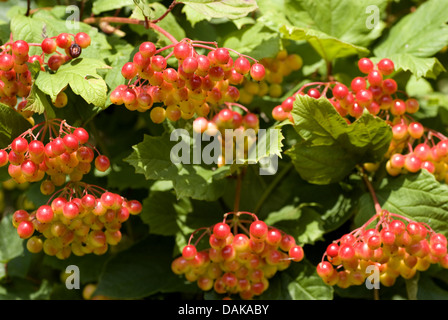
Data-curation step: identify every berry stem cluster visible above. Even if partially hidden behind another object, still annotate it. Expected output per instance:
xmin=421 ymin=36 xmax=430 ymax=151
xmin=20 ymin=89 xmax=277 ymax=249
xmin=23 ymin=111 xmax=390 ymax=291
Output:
xmin=172 ymin=211 xmax=304 ymax=300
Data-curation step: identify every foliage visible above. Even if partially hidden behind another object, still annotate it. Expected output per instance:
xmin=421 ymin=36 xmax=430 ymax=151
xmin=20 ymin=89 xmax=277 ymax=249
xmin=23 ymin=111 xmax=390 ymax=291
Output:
xmin=0 ymin=0 xmax=447 ymax=301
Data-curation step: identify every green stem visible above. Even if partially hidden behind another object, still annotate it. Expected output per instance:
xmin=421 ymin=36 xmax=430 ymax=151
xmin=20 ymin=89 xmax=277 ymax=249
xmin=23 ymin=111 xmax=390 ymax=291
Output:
xmin=252 ymin=163 xmax=293 ymax=215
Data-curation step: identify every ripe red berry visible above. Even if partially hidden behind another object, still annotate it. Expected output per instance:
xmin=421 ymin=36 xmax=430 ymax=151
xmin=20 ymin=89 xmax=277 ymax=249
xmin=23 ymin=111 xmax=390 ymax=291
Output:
xmin=56 ymin=33 xmax=73 ymax=49
xmin=182 ymin=245 xmax=197 ymax=260
xmin=213 ymin=222 xmax=231 ymax=239
xmin=234 ymin=56 xmax=251 ymax=74
xmin=11 ymin=137 xmax=28 ymax=154
xmin=95 ymin=155 xmax=110 ymax=172
xmin=139 ymin=42 xmax=157 ymax=58
xmin=12 ymin=40 xmax=29 ymax=57
xmin=377 ymin=58 xmax=395 ymax=75
xmin=250 ymin=63 xmax=265 ymax=81
xmin=249 ymin=220 xmax=268 ymax=239
xmin=0 ymin=53 xmax=14 ymax=71
xmin=173 ymin=42 xmax=191 ymax=60
xmin=358 ymin=58 xmax=374 ymax=74
xmin=74 ymin=32 xmax=91 ymax=48
xmin=289 ymin=245 xmax=304 ymax=262
xmin=121 ymin=62 xmax=138 ymax=80
xmin=326 ymin=243 xmax=339 ymax=257
xmin=17 ymin=221 xmax=35 ymax=239
xmin=332 ymin=83 xmax=349 ymax=100
xmin=41 ymin=38 xmax=57 ymax=54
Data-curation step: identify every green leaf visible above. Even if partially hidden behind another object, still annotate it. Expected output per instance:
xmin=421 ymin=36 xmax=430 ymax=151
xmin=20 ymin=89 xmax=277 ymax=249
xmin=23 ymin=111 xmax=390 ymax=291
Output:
xmin=24 ymin=85 xmax=55 ymax=118
xmin=95 ymin=236 xmax=196 ymax=298
xmin=286 ymin=95 xmax=392 ymax=184
xmin=131 ymin=2 xmax=186 ymax=43
xmin=264 ymin=205 xmax=325 ymax=245
xmin=280 ymin=25 xmax=369 ymax=62
xmin=34 ymin=58 xmax=109 ymax=108
xmin=180 ymin=0 xmax=258 ymax=20
xmin=259 ymin=260 xmax=333 ymax=300
xmin=140 ymin=191 xmax=193 ymax=236
xmin=277 ymin=0 xmax=388 ymax=62
xmin=0 ymin=278 xmax=52 ymax=300
xmin=385 ymin=54 xmax=446 ymax=79
xmin=133 ymin=0 xmax=156 ymax=20
xmin=10 ymin=12 xmax=111 ymax=59
xmin=375 ymin=0 xmax=448 ymax=58
xmin=223 ymin=22 xmax=282 ymax=62
xmin=0 ymin=103 xmax=32 ymax=149
xmin=374 ymin=0 xmax=448 ymax=78
xmin=355 ymin=171 xmax=448 ymax=237
xmin=92 ymin=0 xmax=135 ymax=14
xmin=124 ymin=133 xmax=231 ymax=201
xmin=0 ymin=214 xmax=24 ymax=263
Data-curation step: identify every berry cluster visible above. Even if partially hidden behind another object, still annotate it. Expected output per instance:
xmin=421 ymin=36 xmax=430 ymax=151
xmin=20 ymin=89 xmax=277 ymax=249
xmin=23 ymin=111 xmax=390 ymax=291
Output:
xmin=0 ymin=119 xmax=110 ymax=194
xmin=239 ymin=49 xmax=303 ymax=103
xmin=110 ymin=39 xmax=266 ymax=123
xmin=383 ymin=118 xmax=448 ymax=181
xmin=192 ymin=107 xmax=259 ymax=167
xmin=171 ymin=212 xmax=304 ymax=299
xmin=0 ymin=33 xmax=91 ymax=112
xmin=12 ymin=182 xmax=142 ymax=259
xmin=272 ymin=58 xmax=419 ymax=123
xmin=317 ymin=210 xmax=448 ymax=288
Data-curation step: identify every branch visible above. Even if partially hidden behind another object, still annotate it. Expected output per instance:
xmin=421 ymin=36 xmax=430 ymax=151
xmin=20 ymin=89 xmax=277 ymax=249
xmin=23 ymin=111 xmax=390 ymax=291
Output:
xmin=83 ymin=17 xmax=179 ymax=44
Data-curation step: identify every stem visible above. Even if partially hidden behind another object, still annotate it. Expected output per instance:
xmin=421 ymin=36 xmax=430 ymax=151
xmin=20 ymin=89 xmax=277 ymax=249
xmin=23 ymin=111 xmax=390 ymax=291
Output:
xmin=26 ymin=0 xmax=31 ymax=16
xmin=361 ymin=172 xmax=382 ymax=215
xmin=151 ymin=1 xmax=179 ymax=24
xmin=233 ymin=168 xmax=245 ymax=213
xmin=83 ymin=17 xmax=179 ymax=44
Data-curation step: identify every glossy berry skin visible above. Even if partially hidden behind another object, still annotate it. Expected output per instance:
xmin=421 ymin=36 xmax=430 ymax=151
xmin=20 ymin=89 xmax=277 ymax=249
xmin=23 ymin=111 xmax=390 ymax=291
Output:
xmin=56 ymin=33 xmax=73 ymax=49
xmin=213 ymin=222 xmax=231 ymax=239
xmin=377 ymin=58 xmax=395 ymax=75
xmin=182 ymin=245 xmax=197 ymax=260
xmin=95 ymin=155 xmax=110 ymax=172
xmin=74 ymin=32 xmax=91 ymax=48
xmin=249 ymin=221 xmax=268 ymax=239
xmin=250 ymin=63 xmax=266 ymax=81
xmin=289 ymin=245 xmax=304 ymax=262
xmin=17 ymin=221 xmax=34 ymax=239
xmin=358 ymin=58 xmax=374 ymax=74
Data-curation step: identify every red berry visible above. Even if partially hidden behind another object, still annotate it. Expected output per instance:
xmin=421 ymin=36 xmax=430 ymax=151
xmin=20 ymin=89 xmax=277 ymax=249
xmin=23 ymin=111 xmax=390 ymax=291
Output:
xmin=249 ymin=220 xmax=268 ymax=239
xmin=289 ymin=245 xmax=304 ymax=262
xmin=56 ymin=33 xmax=73 ymax=49
xmin=73 ymin=128 xmax=89 ymax=145
xmin=213 ymin=222 xmax=230 ymax=239
xmin=41 ymin=38 xmax=57 ymax=54
xmin=12 ymin=40 xmax=29 ymax=57
xmin=250 ymin=63 xmax=265 ymax=81
xmin=326 ymin=243 xmax=339 ymax=257
xmin=121 ymin=62 xmax=138 ymax=79
xmin=332 ymin=84 xmax=349 ymax=100
xmin=11 ymin=137 xmax=28 ymax=154
xmin=74 ymin=32 xmax=91 ymax=49
xmin=95 ymin=155 xmax=110 ymax=172
xmin=358 ymin=58 xmax=374 ymax=74
xmin=173 ymin=42 xmax=190 ymax=60
xmin=139 ymin=42 xmax=157 ymax=58
xmin=377 ymin=58 xmax=395 ymax=75
xmin=36 ymin=205 xmax=54 ymax=223
xmin=182 ymin=245 xmax=197 ymax=260
xmin=234 ymin=57 xmax=251 ymax=74
xmin=17 ymin=221 xmax=34 ymax=239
